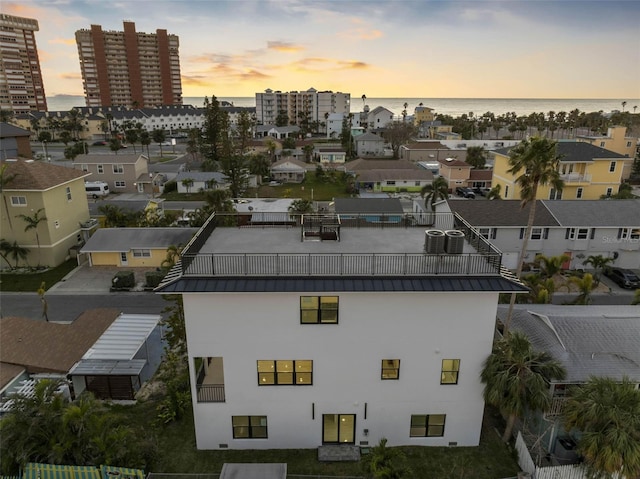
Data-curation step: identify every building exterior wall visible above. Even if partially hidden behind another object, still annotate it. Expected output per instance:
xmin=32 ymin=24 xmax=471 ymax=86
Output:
xmin=89 ymin=248 xmax=166 ymax=267
xmin=256 ymin=89 xmax=350 ymax=127
xmin=378 ymin=179 xmax=431 ymax=192
xmin=0 ymin=14 xmax=47 ymax=113
xmin=184 ymin=290 xmax=499 ymax=450
xmin=75 ymin=21 xmax=182 ymax=108
xmin=1 ymin=178 xmax=89 ymax=267
xmin=491 ymin=152 xmax=631 ymax=201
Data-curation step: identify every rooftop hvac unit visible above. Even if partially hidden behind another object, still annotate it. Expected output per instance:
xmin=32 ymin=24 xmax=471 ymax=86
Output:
xmin=445 ymin=230 xmax=465 ymax=254
xmin=425 ymin=229 xmax=445 ymax=254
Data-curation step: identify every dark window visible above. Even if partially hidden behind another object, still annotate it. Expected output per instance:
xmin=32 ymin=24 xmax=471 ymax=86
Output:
xmin=410 ymin=414 xmax=446 ymax=437
xmin=232 ymin=415 xmax=267 ymax=439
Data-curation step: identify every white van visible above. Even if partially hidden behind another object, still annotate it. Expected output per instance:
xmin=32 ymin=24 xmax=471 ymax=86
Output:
xmin=85 ymin=181 xmax=110 ymax=198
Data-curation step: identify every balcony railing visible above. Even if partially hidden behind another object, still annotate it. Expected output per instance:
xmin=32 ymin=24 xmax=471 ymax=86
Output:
xmin=196 ymin=384 xmax=225 ymax=403
xmin=560 ymin=173 xmax=591 ymax=183
xmin=179 ymin=212 xmax=503 ymax=278
xmin=545 ymin=396 xmax=567 ymax=418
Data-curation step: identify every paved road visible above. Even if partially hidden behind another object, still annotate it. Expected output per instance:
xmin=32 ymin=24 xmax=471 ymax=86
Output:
xmin=1 ymin=292 xmax=168 ymax=323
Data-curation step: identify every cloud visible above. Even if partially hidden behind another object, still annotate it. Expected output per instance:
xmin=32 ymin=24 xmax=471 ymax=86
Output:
xmin=337 ymin=60 xmax=369 ymax=70
xmin=287 ymin=57 xmax=371 ymax=73
xmin=267 ymin=41 xmax=304 ymax=53
xmin=50 ymin=37 xmax=76 ymax=45
xmin=59 ymin=72 xmax=81 ymax=80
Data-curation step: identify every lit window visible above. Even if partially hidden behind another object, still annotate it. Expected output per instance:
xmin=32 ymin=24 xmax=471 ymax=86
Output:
xmin=257 ymin=360 xmax=312 ymax=385
xmin=301 ymin=296 xmax=338 ymax=324
xmin=10 ymin=196 xmax=27 ymax=206
xmin=440 ymin=359 xmax=460 ymax=384
xmin=410 ymin=414 xmax=446 ymax=437
xmin=232 ymin=416 xmax=267 ymax=439
xmin=381 ymin=359 xmax=400 ymax=380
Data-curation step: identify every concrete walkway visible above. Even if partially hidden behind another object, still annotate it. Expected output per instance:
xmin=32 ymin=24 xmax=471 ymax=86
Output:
xmin=48 ymin=263 xmax=157 ymax=295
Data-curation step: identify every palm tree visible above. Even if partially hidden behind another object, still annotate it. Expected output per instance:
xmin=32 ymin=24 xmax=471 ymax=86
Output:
xmin=16 ymin=208 xmax=47 ymax=267
xmin=181 ymin=178 xmax=194 ymax=194
xmin=288 ymin=199 xmax=314 ymax=215
xmin=568 ymin=272 xmax=594 ymax=305
xmin=582 ymin=254 xmax=615 ymax=286
xmin=633 ymin=105 xmax=637 ymax=114
xmin=535 ymin=253 xmax=570 ymax=279
xmin=420 ymin=176 xmax=449 ymax=211
xmin=161 ymin=244 xmax=182 ymax=270
xmin=486 ymin=184 xmax=501 ymax=200
xmin=481 ymin=331 xmax=566 ymax=442
xmin=362 ymin=437 xmax=411 ymax=478
xmin=621 ymin=101 xmax=627 ymax=113
xmin=563 ymin=376 xmax=640 ymax=478
xmin=402 ymin=102 xmax=408 ymax=123
xmin=502 ymin=137 xmax=564 ymax=335
xmin=361 ymin=94 xmax=366 ymax=109
xmin=3 ymin=240 xmax=30 ymax=269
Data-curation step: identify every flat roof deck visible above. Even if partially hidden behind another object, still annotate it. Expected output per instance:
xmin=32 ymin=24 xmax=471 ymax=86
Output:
xmin=200 ymin=227 xmax=478 ymax=255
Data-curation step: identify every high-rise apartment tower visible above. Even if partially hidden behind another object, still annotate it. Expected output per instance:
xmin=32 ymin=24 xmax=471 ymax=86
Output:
xmin=75 ymin=21 xmax=182 ymax=108
xmin=0 ymin=14 xmax=47 ymax=113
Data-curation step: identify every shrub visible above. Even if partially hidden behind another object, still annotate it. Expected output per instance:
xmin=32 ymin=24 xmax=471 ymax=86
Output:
xmin=163 ymin=180 xmax=177 ymax=193
xmin=112 ymin=270 xmax=135 ymax=289
xmin=145 ymin=270 xmax=166 ymax=288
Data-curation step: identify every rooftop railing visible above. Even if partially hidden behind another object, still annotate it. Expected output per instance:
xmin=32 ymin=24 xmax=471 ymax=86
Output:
xmin=180 ymin=212 xmax=503 ymax=277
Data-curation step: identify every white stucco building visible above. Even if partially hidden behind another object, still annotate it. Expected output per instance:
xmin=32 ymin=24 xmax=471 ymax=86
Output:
xmin=157 ymin=212 xmax=525 ymax=450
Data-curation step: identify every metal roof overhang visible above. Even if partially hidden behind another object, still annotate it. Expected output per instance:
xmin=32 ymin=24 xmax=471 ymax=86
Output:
xmin=69 ymin=359 xmax=148 ymax=376
xmin=157 ymin=276 xmax=529 ymax=294
xmin=82 ymin=313 xmax=160 ymax=361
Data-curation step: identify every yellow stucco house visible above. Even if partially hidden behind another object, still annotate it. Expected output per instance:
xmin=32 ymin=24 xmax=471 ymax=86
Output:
xmin=577 ymin=126 xmax=637 ymax=180
xmin=1 ymin=159 xmax=92 ymax=268
xmin=80 ymin=227 xmax=197 ymax=267
xmin=491 ymin=142 xmax=632 ymax=201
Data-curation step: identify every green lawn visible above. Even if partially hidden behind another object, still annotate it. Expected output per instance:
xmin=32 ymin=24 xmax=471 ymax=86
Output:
xmin=113 ymin=398 xmax=518 ymax=478
xmin=0 ymin=259 xmax=78 ymax=292
xmin=253 ymin=172 xmax=352 ymax=201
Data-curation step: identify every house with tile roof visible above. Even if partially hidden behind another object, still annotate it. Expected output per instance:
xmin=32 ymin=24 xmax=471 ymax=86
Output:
xmin=496 ymin=304 xmax=640 ymax=463
xmin=447 ymin=199 xmax=640 ymax=269
xmin=1 ymin=159 xmax=92 ymax=268
xmin=344 ymin=158 xmax=434 ymax=192
xmin=0 ymin=122 xmax=33 ymax=159
xmin=491 ymin=142 xmax=632 ymax=201
xmin=156 ymin=211 xmax=526 ymax=450
xmin=72 ymin=153 xmax=150 ymax=195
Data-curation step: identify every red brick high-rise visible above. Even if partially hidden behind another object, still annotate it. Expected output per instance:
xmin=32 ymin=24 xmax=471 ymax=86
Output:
xmin=0 ymin=14 xmax=48 ymax=113
xmin=75 ymin=21 xmax=182 ymax=108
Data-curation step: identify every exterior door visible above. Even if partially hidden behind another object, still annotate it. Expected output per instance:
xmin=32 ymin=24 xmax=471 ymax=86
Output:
xmin=322 ymin=414 xmax=355 ymax=444
xmin=120 ymin=252 xmax=128 ymax=265
xmin=138 ymin=182 xmax=145 ymax=193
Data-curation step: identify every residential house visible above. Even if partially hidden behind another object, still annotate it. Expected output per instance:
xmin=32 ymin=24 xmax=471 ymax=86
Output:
xmin=270 ymin=158 xmax=309 ymax=183
xmin=400 ymin=141 xmax=467 ymax=163
xmin=0 ymin=159 xmax=92 ymax=268
xmin=577 ymin=126 xmax=637 ymax=178
xmin=491 ymin=142 xmax=632 ymax=200
xmin=0 ymin=309 xmax=162 ymax=406
xmin=413 ymin=105 xmax=435 ymax=126
xmin=156 ymin=211 xmax=525 ymax=450
xmin=316 ymin=146 xmax=347 ymax=166
xmin=255 ymin=125 xmax=300 ymax=140
xmin=73 ymin=153 xmax=150 ymax=194
xmin=437 ymin=158 xmax=473 ymax=192
xmin=497 ymin=305 xmax=640 ymax=463
xmin=326 ymin=112 xmax=346 ymax=138
xmin=354 ymin=132 xmax=385 ymax=157
xmin=0 ymin=123 xmax=33 ymax=159
xmin=175 ymin=171 xmax=229 ymax=193
xmin=79 ymin=227 xmax=197 ymax=267
xmin=344 ymin=159 xmax=434 ymax=193
xmin=362 ymin=106 xmax=394 ymax=130
xmin=468 ymin=169 xmax=492 ymax=190
xmin=447 ymin=199 xmax=640 ymax=270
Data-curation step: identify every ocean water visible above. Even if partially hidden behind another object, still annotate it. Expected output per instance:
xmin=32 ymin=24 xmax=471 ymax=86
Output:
xmin=46 ymin=95 xmax=639 ymax=118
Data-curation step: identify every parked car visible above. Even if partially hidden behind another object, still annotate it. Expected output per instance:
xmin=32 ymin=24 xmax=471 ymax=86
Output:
xmin=92 ymin=140 xmax=107 ymax=146
xmin=455 ymin=187 xmax=476 ymax=199
xmin=473 ymin=187 xmax=491 ymax=197
xmin=604 ymin=267 xmax=640 ymax=289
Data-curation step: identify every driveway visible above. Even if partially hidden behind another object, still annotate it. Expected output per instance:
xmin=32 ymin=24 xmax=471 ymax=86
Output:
xmin=48 ymin=263 xmax=158 ymax=295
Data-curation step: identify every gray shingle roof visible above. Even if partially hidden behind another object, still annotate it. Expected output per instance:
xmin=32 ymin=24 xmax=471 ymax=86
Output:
xmin=0 ymin=122 xmax=31 ymax=138
xmin=448 ymin=200 xmax=559 ymax=227
xmin=175 ymin=171 xmax=227 ymax=183
xmin=498 ymin=305 xmax=640 ymax=383
xmin=80 ymin=227 xmax=198 ymax=252
xmin=541 ymin=199 xmax=640 ymax=227
xmin=494 ymin=141 xmax=627 ymax=161
xmin=75 ymin=153 xmax=147 ymax=164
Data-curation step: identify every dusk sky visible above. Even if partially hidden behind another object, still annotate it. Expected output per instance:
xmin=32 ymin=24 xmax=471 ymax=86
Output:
xmin=3 ymin=0 xmax=640 ymax=99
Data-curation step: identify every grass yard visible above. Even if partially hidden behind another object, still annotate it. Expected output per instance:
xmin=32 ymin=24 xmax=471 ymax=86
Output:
xmin=252 ymin=172 xmax=352 ymax=201
xmin=0 ymin=259 xmax=78 ymax=292
xmin=112 ymin=398 xmax=518 ymax=478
